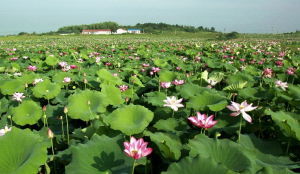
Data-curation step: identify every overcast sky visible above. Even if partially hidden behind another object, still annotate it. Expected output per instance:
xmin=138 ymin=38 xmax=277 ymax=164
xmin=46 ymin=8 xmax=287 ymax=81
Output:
xmin=0 ymin=0 xmax=299 ymax=35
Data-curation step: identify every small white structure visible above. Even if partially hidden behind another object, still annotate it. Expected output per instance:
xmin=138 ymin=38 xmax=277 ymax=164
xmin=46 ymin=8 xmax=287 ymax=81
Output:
xmin=116 ymin=28 xmax=128 ymax=34
xmin=81 ymin=29 xmax=112 ymax=35
xmin=128 ymin=29 xmax=141 ymax=34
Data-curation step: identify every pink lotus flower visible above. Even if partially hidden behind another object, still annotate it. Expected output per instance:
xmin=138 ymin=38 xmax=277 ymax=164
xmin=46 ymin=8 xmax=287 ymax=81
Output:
xmin=188 ymin=112 xmax=217 ymax=129
xmin=10 ymin=57 xmax=18 ymax=61
xmin=59 ymin=61 xmax=68 ymax=67
xmin=151 ymin=67 xmax=160 ymax=73
xmin=70 ymin=65 xmax=78 ymax=69
xmin=119 ymin=85 xmax=129 ymax=92
xmin=142 ymin=63 xmax=150 ymax=67
xmin=27 ymin=65 xmax=37 ymax=71
xmin=12 ymin=92 xmax=25 ymax=102
xmin=227 ymin=101 xmax=257 ymax=123
xmin=172 ymin=79 xmax=185 ymax=86
xmin=279 ymin=51 xmax=285 ymax=57
xmin=286 ymin=67 xmax=296 ymax=75
xmin=123 ymin=137 xmax=152 ymax=160
xmin=160 ymin=82 xmax=171 ymax=89
xmin=63 ymin=77 xmax=71 ymax=83
xmin=263 ymin=68 xmax=273 ymax=78
xmin=275 ymin=61 xmax=283 ymax=67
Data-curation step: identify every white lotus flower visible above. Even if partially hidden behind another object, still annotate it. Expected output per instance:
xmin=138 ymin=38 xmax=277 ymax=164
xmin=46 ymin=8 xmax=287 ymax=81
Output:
xmin=12 ymin=92 xmax=25 ymax=102
xmin=275 ymin=80 xmax=288 ymax=91
xmin=0 ymin=126 xmax=12 ymax=136
xmin=33 ymin=78 xmax=43 ymax=85
xmin=163 ymin=96 xmax=184 ymax=111
xmin=227 ymin=101 xmax=257 ymax=123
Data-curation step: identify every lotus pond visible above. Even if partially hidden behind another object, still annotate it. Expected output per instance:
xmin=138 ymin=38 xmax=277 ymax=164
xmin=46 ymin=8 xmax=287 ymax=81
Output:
xmin=0 ymin=36 xmax=300 ymax=174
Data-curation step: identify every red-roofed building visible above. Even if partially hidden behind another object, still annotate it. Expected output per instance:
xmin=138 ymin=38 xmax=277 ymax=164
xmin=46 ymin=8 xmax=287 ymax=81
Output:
xmin=81 ymin=29 xmax=112 ymax=35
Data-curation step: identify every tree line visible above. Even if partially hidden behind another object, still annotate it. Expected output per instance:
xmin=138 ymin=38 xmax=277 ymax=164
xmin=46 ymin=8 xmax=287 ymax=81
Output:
xmin=55 ymin=21 xmax=216 ymax=34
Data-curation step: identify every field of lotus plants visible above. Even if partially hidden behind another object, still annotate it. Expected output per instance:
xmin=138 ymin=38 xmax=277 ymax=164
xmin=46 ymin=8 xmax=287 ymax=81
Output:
xmin=0 ymin=36 xmax=300 ymax=174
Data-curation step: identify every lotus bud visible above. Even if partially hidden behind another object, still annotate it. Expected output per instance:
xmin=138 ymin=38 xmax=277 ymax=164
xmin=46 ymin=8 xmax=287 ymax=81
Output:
xmin=215 ymin=132 xmax=221 ymax=138
xmin=59 ymin=116 xmax=63 ymax=120
xmin=42 ymin=105 xmax=47 ymax=112
xmin=83 ymin=72 xmax=87 ymax=77
xmin=87 ymin=100 xmax=91 ymax=105
xmin=64 ymin=106 xmax=68 ymax=114
xmin=48 ymin=128 xmax=54 ymax=139
xmin=72 ymin=86 xmax=76 ymax=89
xmin=7 ymin=115 xmax=11 ymax=119
xmin=25 ymin=83 xmax=28 ymax=88
xmin=84 ymin=78 xmax=88 ymax=84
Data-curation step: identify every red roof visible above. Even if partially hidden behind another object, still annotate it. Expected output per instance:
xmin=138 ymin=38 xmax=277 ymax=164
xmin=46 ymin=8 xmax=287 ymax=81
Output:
xmin=82 ymin=29 xmax=111 ymax=32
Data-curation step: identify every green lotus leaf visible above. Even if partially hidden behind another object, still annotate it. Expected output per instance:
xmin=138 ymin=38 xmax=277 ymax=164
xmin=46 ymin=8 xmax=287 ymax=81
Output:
xmin=144 ymin=91 xmax=166 ymax=106
xmin=0 ymin=79 xmax=25 ymax=95
xmin=154 ymin=59 xmax=168 ymax=67
xmin=129 ymin=75 xmax=144 ymax=87
xmin=223 ymin=81 xmax=248 ymax=91
xmin=97 ymin=69 xmax=122 ymax=85
xmin=65 ymin=134 xmax=134 ymax=174
xmin=162 ymin=156 xmax=228 ymax=174
xmin=12 ymin=100 xmax=42 ymax=126
xmin=287 ymin=85 xmax=300 ymax=101
xmin=240 ymin=134 xmax=298 ymax=171
xmin=188 ymin=134 xmax=253 ymax=173
xmin=17 ymin=73 xmax=38 ymax=84
xmin=205 ymin=59 xmax=223 ymax=68
xmin=187 ymin=91 xmax=228 ymax=111
xmin=0 ymin=98 xmax=9 ymax=115
xmin=67 ymin=90 xmax=108 ymax=121
xmin=265 ymin=110 xmax=300 ymax=140
xmin=256 ymin=166 xmax=296 ymax=174
xmin=45 ymin=55 xmax=59 ymax=66
xmin=227 ymin=72 xmax=255 ymax=87
xmin=158 ymin=70 xmax=176 ymax=82
xmin=144 ymin=131 xmax=182 ymax=160
xmin=101 ymin=84 xmax=124 ymax=106
xmin=32 ymin=79 xmax=61 ymax=99
xmin=153 ymin=118 xmax=180 ymax=132
xmin=0 ymin=128 xmax=48 ymax=174
xmin=179 ymin=83 xmax=207 ymax=99
xmin=104 ymin=105 xmax=154 ymax=135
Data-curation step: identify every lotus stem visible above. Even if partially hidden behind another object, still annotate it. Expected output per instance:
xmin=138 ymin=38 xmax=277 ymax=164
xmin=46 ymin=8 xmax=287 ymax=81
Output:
xmin=172 ymin=110 xmax=174 ymax=118
xmin=65 ymin=113 xmax=70 ymax=145
xmin=158 ymin=79 xmax=161 ymax=92
xmin=131 ymin=86 xmax=134 ymax=103
xmin=286 ymin=140 xmax=291 ymax=154
xmin=50 ymin=138 xmax=57 ymax=174
xmin=292 ymin=76 xmax=295 ymax=85
xmin=131 ymin=159 xmax=136 ymax=174
xmin=61 ymin=117 xmax=65 ymax=139
xmin=238 ymin=116 xmax=243 ymax=143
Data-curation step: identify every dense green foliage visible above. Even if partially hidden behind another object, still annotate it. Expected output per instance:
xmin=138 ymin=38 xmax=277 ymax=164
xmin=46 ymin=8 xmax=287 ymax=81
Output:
xmin=0 ymin=36 xmax=299 ymax=174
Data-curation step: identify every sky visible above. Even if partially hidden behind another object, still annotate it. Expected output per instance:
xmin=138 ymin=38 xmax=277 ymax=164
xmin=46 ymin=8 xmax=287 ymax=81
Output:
xmin=0 ymin=0 xmax=299 ymax=35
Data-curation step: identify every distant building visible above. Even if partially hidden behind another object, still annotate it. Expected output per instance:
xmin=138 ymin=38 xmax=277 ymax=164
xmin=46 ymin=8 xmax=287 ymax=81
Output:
xmin=81 ymin=29 xmax=112 ymax=35
xmin=128 ymin=29 xmax=141 ymax=34
xmin=116 ymin=28 xmax=128 ymax=34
